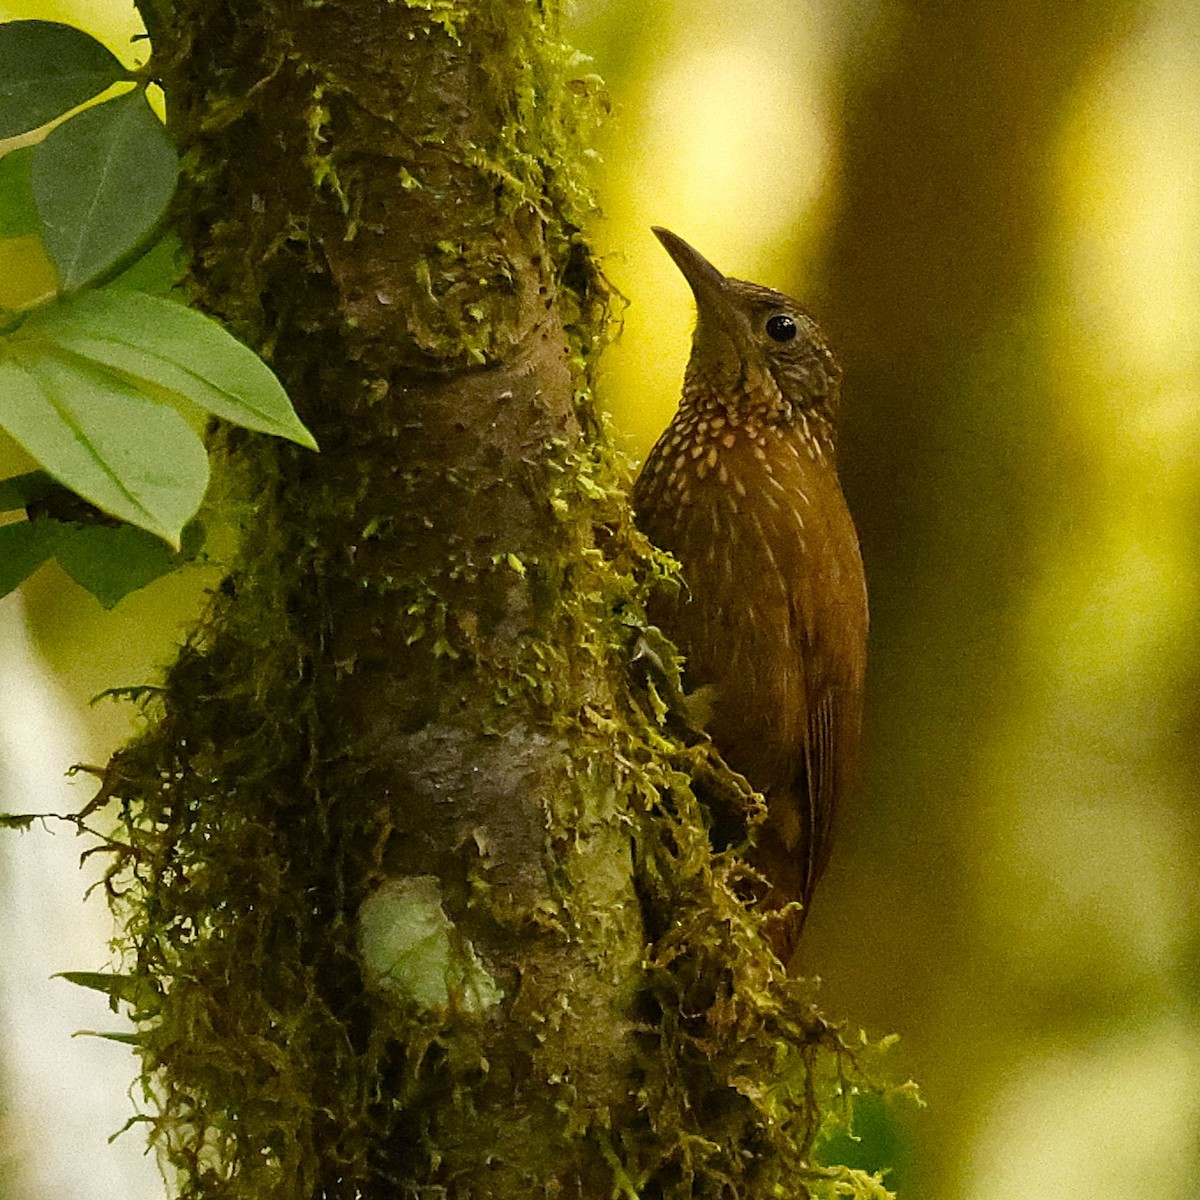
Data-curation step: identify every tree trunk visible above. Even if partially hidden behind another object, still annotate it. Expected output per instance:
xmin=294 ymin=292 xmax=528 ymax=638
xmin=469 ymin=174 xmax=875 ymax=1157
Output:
xmin=96 ymin=2 xmax=879 ymax=1197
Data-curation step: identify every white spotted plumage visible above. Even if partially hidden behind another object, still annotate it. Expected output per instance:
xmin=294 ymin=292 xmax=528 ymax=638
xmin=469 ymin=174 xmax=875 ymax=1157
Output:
xmin=633 ymin=228 xmax=868 ymax=957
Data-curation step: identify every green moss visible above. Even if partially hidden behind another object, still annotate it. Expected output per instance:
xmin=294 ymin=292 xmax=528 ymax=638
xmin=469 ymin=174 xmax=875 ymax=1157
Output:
xmin=302 ymin=85 xmax=350 ymax=215
xmin=401 ymin=0 xmax=469 ymax=41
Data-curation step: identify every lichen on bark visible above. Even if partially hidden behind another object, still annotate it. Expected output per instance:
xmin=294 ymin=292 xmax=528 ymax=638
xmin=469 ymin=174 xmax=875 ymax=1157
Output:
xmin=85 ymin=1 xmax=905 ymax=1197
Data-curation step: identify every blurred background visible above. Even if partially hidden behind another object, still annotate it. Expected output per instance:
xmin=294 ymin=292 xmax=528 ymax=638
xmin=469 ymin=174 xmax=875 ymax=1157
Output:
xmin=3 ymin=0 xmax=1200 ymax=1197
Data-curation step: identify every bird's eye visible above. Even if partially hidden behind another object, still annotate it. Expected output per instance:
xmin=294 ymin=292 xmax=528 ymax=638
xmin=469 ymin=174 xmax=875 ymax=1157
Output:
xmin=765 ymin=313 xmax=797 ymax=343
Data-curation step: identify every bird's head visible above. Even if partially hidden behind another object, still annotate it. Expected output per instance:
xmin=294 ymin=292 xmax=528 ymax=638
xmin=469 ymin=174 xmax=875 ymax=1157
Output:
xmin=652 ymin=226 xmax=841 ymax=429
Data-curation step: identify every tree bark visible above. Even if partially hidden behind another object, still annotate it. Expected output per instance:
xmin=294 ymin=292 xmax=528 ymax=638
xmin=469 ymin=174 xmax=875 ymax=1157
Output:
xmin=112 ymin=1 xmax=647 ymax=1194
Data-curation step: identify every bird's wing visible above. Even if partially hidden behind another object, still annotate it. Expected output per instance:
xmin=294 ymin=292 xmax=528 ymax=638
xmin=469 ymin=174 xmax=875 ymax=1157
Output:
xmin=797 ymin=684 xmax=841 ymax=902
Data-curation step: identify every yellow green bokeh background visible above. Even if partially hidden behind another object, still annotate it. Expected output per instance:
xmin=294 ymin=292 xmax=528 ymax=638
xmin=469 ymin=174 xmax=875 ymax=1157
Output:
xmin=2 ymin=1 xmax=1199 ymax=1197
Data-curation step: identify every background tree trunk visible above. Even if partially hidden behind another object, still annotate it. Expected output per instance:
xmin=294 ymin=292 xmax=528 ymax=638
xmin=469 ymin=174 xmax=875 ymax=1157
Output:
xmin=813 ymin=1 xmax=1141 ymax=1193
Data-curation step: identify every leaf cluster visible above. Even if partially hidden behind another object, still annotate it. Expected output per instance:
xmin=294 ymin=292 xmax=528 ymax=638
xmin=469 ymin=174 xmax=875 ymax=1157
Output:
xmin=0 ymin=20 xmax=315 ymax=605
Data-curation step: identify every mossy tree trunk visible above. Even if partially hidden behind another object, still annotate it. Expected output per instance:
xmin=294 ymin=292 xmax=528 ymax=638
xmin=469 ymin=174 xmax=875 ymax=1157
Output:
xmin=126 ymin=0 xmax=645 ymax=1192
xmin=97 ymin=2 xmax=878 ymax=1197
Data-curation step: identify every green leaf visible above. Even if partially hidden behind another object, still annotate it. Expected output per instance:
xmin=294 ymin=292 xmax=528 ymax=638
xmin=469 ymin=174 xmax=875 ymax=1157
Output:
xmin=356 ymin=877 xmax=504 ymax=1014
xmin=30 ymin=289 xmax=318 ymax=448
xmin=32 ymin=87 xmax=178 ymax=293
xmin=74 ymin=1030 xmax=144 ymax=1046
xmin=0 ymin=469 xmax=54 ymax=510
xmin=63 ymin=967 xmax=157 ymax=1042
xmin=0 ymin=20 xmax=129 ymax=139
xmin=107 ymin=232 xmax=185 ymax=295
xmin=56 ymin=970 xmax=158 ymax=1013
xmin=0 ymin=355 xmax=208 ymax=546
xmin=0 ymin=517 xmax=60 ymax=596
xmin=89 ymin=683 xmax=166 ymax=706
xmin=0 ymin=147 xmax=39 ymax=238
xmin=54 ymin=519 xmax=188 ymax=607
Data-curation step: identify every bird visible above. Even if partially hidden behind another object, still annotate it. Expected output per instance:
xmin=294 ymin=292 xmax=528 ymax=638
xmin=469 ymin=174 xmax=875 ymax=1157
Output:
xmin=633 ymin=227 xmax=868 ymax=959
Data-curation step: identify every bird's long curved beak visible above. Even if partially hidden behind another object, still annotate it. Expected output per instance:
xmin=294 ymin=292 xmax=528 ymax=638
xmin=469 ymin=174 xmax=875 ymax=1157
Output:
xmin=652 ymin=227 xmax=729 ymax=312
xmin=653 ymin=227 xmax=755 ymax=375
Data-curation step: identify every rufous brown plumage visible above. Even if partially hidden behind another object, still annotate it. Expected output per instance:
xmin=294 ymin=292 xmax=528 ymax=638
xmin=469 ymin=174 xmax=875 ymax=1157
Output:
xmin=633 ymin=228 xmax=868 ymax=959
